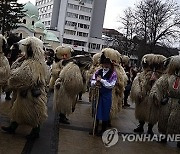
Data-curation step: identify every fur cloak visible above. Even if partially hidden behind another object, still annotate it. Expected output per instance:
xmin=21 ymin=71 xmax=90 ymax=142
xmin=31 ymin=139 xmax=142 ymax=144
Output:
xmin=9 ymin=37 xmax=48 ymax=127
xmin=0 ymin=35 xmax=10 ymax=94
xmin=53 ymin=62 xmax=84 ymax=115
xmin=88 ymin=53 xmax=101 ymax=102
xmin=49 ymin=61 xmax=63 ymax=90
xmin=49 ymin=46 xmax=72 ymax=90
xmin=150 ymin=56 xmax=180 ymax=134
xmin=130 ymin=54 xmax=166 ymax=124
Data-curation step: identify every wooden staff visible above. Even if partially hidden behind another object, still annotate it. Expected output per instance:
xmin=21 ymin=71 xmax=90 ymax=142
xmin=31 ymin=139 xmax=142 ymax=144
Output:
xmin=92 ymin=84 xmax=100 ymax=136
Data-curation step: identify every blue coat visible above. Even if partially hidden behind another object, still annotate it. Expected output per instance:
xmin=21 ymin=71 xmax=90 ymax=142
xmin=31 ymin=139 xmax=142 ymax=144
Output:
xmin=96 ymin=75 xmax=112 ymax=121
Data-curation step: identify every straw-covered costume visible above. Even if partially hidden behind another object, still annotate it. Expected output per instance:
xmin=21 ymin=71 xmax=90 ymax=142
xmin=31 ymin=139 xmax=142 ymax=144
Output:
xmin=49 ymin=46 xmax=72 ymax=91
xmin=1 ymin=37 xmax=48 ymax=139
xmin=150 ymin=56 xmax=180 ymax=147
xmin=130 ymin=54 xmax=166 ymax=134
xmin=54 ymin=55 xmax=92 ymax=124
xmin=0 ymin=34 xmax=10 ymax=99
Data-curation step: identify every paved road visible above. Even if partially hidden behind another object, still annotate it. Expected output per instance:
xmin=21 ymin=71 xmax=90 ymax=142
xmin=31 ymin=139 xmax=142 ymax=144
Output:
xmin=0 ymin=93 xmax=179 ymax=154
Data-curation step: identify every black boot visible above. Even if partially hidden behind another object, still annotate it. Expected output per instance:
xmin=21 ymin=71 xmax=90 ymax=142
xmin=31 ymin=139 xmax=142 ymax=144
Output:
xmin=177 ymin=141 xmax=180 ymax=148
xmin=59 ymin=113 xmax=70 ymax=124
xmin=123 ymin=90 xmax=130 ymax=107
xmin=89 ymin=120 xmax=99 ymax=135
xmin=147 ymin=123 xmax=154 ymax=135
xmin=78 ymin=92 xmax=82 ymax=101
xmin=5 ymin=91 xmax=11 ymax=100
xmin=26 ymin=125 xmax=40 ymax=140
xmin=97 ymin=121 xmax=108 ymax=137
xmin=134 ymin=121 xmax=145 ymax=133
xmin=1 ymin=121 xmax=18 ymax=134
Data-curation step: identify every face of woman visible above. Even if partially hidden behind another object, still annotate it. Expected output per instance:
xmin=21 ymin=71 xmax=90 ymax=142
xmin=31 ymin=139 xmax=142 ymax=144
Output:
xmin=102 ymin=63 xmax=111 ymax=69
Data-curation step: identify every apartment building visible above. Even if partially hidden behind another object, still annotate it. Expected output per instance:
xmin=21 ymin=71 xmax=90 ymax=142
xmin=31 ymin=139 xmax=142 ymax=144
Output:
xmin=36 ymin=0 xmax=107 ymax=53
xmin=36 ymin=0 xmax=54 ymax=28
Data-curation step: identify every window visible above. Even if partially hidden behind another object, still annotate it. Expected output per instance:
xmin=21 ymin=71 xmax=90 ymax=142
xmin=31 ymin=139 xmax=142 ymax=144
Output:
xmin=80 ymin=6 xmax=92 ymax=13
xmin=73 ymin=40 xmax=86 ymax=47
xmin=63 ymin=38 xmax=73 ymax=45
xmin=23 ymin=19 xmax=26 ymax=24
xmin=67 ymin=3 xmax=79 ymax=10
xmin=79 ymin=15 xmax=91 ymax=21
xmin=81 ymin=0 xmax=93 ymax=4
xmin=78 ymin=23 xmax=89 ymax=29
xmin=67 ymin=12 xmax=78 ymax=18
xmin=77 ymin=31 xmax=88 ymax=37
xmin=64 ymin=29 xmax=76 ymax=35
xmin=65 ymin=21 xmax=77 ymax=27
xmin=39 ymin=36 xmax=42 ymax=40
xmin=44 ymin=6 xmax=47 ymax=11
xmin=89 ymin=43 xmax=101 ymax=50
xmin=32 ymin=21 xmax=35 ymax=25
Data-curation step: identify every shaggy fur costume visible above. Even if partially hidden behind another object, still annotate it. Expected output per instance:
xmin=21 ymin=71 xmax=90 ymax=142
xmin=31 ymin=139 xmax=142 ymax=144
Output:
xmin=0 ymin=35 xmax=10 ymax=96
xmin=53 ymin=62 xmax=84 ymax=115
xmin=49 ymin=46 xmax=72 ymax=90
xmin=121 ymin=55 xmax=130 ymax=67
xmin=88 ymin=53 xmax=101 ymax=103
xmin=150 ymin=56 xmax=180 ymax=134
xmin=9 ymin=37 xmax=48 ymax=127
xmin=130 ymin=54 xmax=166 ymax=124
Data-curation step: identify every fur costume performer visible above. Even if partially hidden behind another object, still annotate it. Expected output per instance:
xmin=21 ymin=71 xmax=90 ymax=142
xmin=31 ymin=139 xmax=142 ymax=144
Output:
xmin=150 ymin=56 xmax=180 ymax=147
xmin=12 ymin=37 xmax=50 ymax=86
xmin=0 ymin=35 xmax=10 ymax=98
xmin=1 ymin=37 xmax=48 ymax=139
xmin=130 ymin=54 xmax=166 ymax=134
xmin=121 ymin=55 xmax=130 ymax=68
xmin=121 ymin=55 xmax=131 ymax=107
xmin=49 ymin=46 xmax=73 ymax=90
xmin=102 ymin=48 xmax=128 ymax=118
xmin=54 ymin=55 xmax=92 ymax=123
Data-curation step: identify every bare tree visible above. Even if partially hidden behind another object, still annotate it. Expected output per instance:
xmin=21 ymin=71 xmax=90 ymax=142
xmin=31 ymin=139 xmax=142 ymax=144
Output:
xmin=134 ymin=0 xmax=180 ymax=52
xmin=118 ymin=7 xmax=138 ymax=55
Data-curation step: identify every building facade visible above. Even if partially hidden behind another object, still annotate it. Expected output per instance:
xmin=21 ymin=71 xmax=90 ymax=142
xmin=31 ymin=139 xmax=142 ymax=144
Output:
xmin=35 ymin=0 xmax=107 ymax=54
xmin=36 ymin=0 xmax=54 ymax=29
xmin=13 ymin=2 xmax=60 ymax=50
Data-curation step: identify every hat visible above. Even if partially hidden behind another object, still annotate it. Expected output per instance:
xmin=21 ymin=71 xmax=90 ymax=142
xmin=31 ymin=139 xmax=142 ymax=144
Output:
xmin=100 ymin=53 xmax=112 ymax=64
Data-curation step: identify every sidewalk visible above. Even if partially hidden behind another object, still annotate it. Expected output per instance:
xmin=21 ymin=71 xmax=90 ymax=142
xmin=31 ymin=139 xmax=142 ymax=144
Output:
xmin=58 ymin=93 xmax=180 ymax=154
xmin=0 ymin=94 xmax=31 ymax=154
xmin=0 ymin=92 xmax=179 ymax=154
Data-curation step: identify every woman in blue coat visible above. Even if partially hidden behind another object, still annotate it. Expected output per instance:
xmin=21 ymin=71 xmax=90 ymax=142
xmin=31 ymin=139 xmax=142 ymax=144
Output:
xmin=90 ymin=53 xmax=117 ymax=136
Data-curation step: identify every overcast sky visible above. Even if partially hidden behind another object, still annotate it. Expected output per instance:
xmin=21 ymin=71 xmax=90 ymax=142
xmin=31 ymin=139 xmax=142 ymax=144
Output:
xmin=18 ymin=0 xmax=140 ymax=30
xmin=18 ymin=0 xmax=179 ymax=30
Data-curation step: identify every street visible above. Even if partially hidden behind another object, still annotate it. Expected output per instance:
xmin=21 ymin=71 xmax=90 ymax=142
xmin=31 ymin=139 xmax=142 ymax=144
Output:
xmin=0 ymin=92 xmax=179 ymax=154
